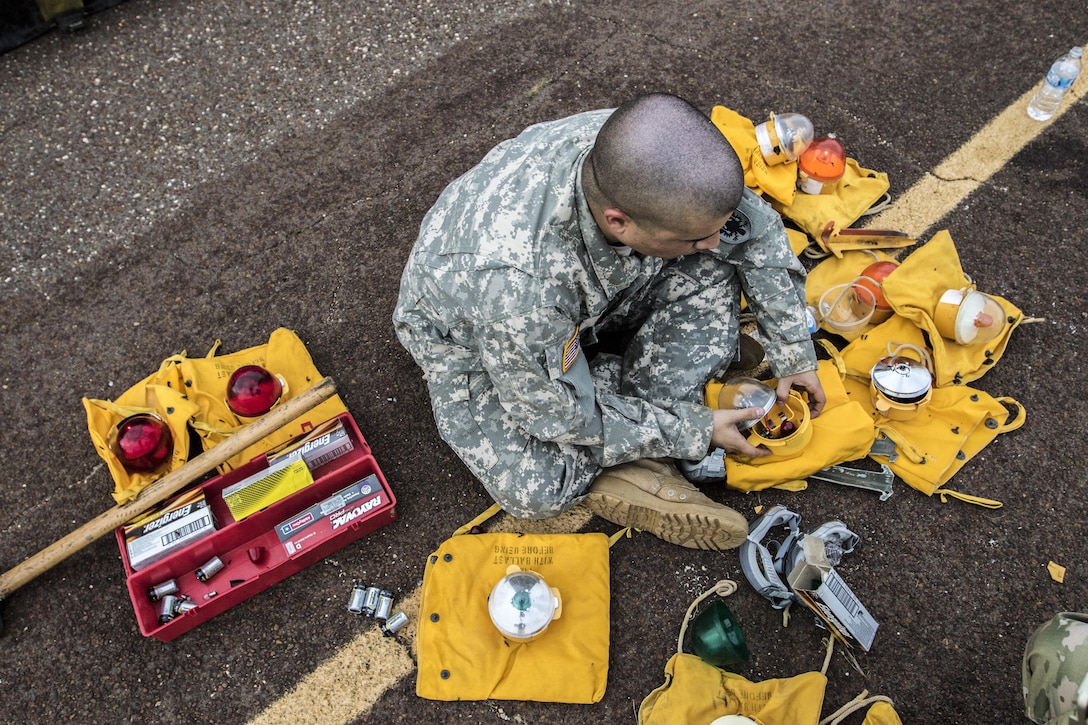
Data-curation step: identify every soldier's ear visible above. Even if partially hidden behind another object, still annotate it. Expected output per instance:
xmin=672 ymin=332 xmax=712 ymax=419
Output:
xmin=602 ymin=207 xmax=633 ymax=238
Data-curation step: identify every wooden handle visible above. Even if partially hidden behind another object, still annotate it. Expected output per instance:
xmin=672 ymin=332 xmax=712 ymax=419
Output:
xmin=0 ymin=376 xmax=338 ymax=599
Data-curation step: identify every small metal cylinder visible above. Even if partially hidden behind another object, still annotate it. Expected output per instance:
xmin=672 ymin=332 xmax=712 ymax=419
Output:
xmin=361 ymin=586 xmax=381 ymax=617
xmin=158 ymin=594 xmax=179 ymax=624
xmin=147 ymin=579 xmax=179 ymax=602
xmin=347 ymin=583 xmax=367 ymax=615
xmin=380 ymin=611 xmax=408 ymax=637
xmin=177 ymin=600 xmax=199 ymax=614
xmin=195 ymin=555 xmax=224 ymax=582
xmin=375 ymin=590 xmax=394 ymax=621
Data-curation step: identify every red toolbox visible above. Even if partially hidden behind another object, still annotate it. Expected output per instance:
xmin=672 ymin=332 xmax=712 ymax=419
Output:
xmin=115 ymin=412 xmax=397 ymax=641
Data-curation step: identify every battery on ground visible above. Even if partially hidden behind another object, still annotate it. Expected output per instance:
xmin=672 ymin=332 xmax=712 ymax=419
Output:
xmin=347 ymin=583 xmax=367 ymax=615
xmin=362 ymin=586 xmax=381 ymax=617
xmin=381 ymin=611 xmax=408 ymax=636
xmin=375 ymin=590 xmax=394 ymax=620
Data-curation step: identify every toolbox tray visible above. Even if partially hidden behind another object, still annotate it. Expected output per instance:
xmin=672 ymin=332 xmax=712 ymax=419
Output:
xmin=115 ymin=412 xmax=397 ymax=641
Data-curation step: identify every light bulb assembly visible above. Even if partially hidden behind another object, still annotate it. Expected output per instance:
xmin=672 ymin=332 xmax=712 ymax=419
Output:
xmin=870 ymin=344 xmax=934 ymax=421
xmin=754 ymin=112 xmax=814 ymax=165
xmin=706 ymin=377 xmax=813 ymax=462
xmin=933 ymin=288 xmax=1007 ymax=345
xmin=109 ymin=413 xmax=174 ymax=473
xmin=225 ymin=365 xmax=288 ymax=418
xmin=817 ymin=281 xmax=877 ymax=335
xmin=854 ymin=260 xmax=900 ymax=325
xmin=488 ymin=565 xmax=562 ymax=642
xmin=797 ymin=134 xmax=846 ymax=194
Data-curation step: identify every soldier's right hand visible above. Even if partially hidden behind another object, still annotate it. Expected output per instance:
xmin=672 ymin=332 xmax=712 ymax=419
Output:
xmin=710 ymin=407 xmax=770 ymax=459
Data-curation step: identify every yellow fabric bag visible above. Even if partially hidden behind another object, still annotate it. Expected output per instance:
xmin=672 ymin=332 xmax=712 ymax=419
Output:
xmin=772 ymin=159 xmax=890 ymax=242
xmin=83 ymin=360 xmax=201 ymax=504
xmin=639 ymin=653 xmax=827 ymax=725
xmin=83 ymin=327 xmax=347 ymax=504
xmin=821 ymin=693 xmax=905 ymax=725
xmin=723 ymin=358 xmax=876 ymax=492
xmin=415 ymin=514 xmax=610 ymax=703
xmin=710 ymin=105 xmax=800 ymax=208
xmin=639 ymin=580 xmax=827 ymax=724
xmin=639 ymin=581 xmax=902 ymax=725
xmin=880 ymin=230 xmax=1023 ymax=386
xmin=805 ymin=250 xmax=902 ymax=343
xmin=171 ymin=327 xmax=347 ymax=470
xmin=839 ymin=367 xmax=1025 ymax=508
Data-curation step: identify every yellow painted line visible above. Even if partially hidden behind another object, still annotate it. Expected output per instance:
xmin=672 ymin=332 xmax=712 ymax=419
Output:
xmin=247 ymin=590 xmax=420 ymax=725
xmin=248 ymin=62 xmax=1085 ymax=725
xmin=869 ymin=71 xmax=1087 ymax=238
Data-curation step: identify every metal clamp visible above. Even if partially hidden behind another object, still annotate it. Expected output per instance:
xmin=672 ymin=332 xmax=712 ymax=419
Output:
xmin=867 ymin=436 xmax=898 ymax=463
xmin=809 ymin=463 xmax=894 ymax=501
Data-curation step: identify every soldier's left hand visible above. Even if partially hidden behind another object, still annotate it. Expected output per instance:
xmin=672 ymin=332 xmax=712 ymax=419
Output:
xmin=776 ymin=370 xmax=826 ymax=418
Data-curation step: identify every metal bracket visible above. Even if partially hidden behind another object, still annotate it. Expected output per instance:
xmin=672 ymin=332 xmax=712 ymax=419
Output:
xmin=809 ymin=463 xmax=894 ymax=501
xmin=868 ymin=436 xmax=898 ymax=463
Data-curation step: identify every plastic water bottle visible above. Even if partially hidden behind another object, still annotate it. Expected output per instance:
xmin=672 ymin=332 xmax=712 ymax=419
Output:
xmin=1027 ymin=46 xmax=1083 ymax=121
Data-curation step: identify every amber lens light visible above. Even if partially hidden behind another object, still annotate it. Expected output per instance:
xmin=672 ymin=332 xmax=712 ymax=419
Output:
xmin=226 ymin=365 xmax=283 ymax=417
xmin=111 ymin=414 xmax=173 ymax=473
xmin=798 ymin=135 xmax=846 ymax=182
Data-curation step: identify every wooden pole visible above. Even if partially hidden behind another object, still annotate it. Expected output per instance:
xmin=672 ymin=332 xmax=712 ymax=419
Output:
xmin=0 ymin=376 xmax=337 ymax=601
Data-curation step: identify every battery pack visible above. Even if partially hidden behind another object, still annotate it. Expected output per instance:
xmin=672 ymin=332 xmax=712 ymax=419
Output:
xmin=276 ymin=474 xmax=387 ymax=556
xmin=124 ymin=489 xmax=217 ymax=571
xmin=221 ymin=456 xmax=314 ymax=521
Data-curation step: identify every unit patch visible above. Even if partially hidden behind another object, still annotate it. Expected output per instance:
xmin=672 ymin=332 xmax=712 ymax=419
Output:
xmin=719 ymin=209 xmax=751 ymax=245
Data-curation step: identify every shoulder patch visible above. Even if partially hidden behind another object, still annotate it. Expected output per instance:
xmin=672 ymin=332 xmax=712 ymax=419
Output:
xmin=719 ymin=209 xmax=751 ymax=245
xmin=562 ymin=326 xmax=581 ymax=373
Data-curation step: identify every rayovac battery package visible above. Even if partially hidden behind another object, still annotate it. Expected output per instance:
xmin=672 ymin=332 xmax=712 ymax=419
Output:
xmin=275 ymin=474 xmax=387 ymax=556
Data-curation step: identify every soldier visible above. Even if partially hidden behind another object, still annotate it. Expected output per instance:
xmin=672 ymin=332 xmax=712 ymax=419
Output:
xmin=1023 ymin=612 xmax=1088 ymax=725
xmin=394 ymin=93 xmax=825 ymax=550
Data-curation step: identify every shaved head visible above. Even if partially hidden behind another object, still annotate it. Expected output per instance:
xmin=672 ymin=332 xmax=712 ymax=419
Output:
xmin=585 ymin=93 xmax=743 ymax=230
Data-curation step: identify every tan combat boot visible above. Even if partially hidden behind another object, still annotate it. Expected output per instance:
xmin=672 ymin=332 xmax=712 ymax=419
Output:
xmin=583 ymin=458 xmax=748 ymax=550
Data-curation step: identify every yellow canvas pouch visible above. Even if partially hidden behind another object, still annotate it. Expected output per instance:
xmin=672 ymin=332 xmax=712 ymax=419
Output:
xmin=83 ymin=327 xmax=347 ymax=503
xmin=821 ymin=693 xmax=904 ymax=725
xmin=638 ymin=653 xmax=827 ymax=725
xmin=840 ymin=369 xmax=1025 ymax=508
xmin=172 ymin=327 xmax=348 ymax=471
xmin=880 ymin=230 xmax=1023 ymax=386
xmin=415 ymin=511 xmax=610 ymax=703
xmin=710 ymin=105 xmax=800 ymax=208
xmin=83 ymin=358 xmax=201 ymax=504
xmin=723 ymin=358 xmax=875 ymax=492
xmin=639 ymin=580 xmax=827 ymax=724
xmin=772 ymin=159 xmax=890 ymax=242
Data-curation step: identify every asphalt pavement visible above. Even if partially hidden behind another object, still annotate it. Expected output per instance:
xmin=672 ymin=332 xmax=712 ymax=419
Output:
xmin=1 ymin=1 xmax=1086 ymax=723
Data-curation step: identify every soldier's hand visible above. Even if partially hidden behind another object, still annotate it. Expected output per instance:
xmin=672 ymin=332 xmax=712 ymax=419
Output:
xmin=710 ymin=407 xmax=770 ymax=458
xmin=776 ymin=370 xmax=826 ymax=418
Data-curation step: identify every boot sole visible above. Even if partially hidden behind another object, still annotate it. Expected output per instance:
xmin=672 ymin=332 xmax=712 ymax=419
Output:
xmin=584 ymin=479 xmax=748 ymax=550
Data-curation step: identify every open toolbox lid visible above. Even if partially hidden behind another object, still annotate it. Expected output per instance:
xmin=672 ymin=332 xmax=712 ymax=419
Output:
xmin=115 ymin=412 xmax=397 ymax=641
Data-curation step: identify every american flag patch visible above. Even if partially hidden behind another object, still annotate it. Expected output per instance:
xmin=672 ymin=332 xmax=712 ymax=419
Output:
xmin=562 ymin=327 xmax=581 ymax=373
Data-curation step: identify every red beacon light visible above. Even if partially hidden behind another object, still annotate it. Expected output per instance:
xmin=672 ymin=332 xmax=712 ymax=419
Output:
xmin=226 ymin=365 xmax=288 ymax=418
xmin=110 ymin=413 xmax=173 ymax=473
xmin=797 ymin=134 xmax=846 ymax=194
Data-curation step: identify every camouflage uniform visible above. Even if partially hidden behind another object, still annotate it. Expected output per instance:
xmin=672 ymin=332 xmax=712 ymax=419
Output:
xmin=393 ymin=109 xmax=816 ymax=518
xmin=1023 ymin=612 xmax=1088 ymax=725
